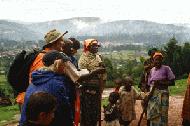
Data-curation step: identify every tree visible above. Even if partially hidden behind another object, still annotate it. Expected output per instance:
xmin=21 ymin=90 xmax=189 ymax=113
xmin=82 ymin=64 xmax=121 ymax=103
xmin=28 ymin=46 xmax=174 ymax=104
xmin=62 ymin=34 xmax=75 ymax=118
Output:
xmin=163 ymin=37 xmax=184 ymax=77
xmin=182 ymin=42 xmax=190 ymax=74
xmin=103 ymin=58 xmax=114 ymax=80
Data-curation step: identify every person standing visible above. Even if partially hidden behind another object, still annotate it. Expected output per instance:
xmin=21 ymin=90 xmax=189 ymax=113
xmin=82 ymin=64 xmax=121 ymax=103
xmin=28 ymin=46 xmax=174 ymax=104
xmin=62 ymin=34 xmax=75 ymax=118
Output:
xmin=119 ymin=76 xmax=146 ymax=126
xmin=182 ymin=73 xmax=190 ymax=126
xmin=103 ymin=92 xmax=120 ymax=126
xmin=139 ymin=48 xmax=158 ymax=92
xmin=16 ymin=29 xmax=68 ymax=111
xmin=62 ymin=37 xmax=81 ymax=126
xmin=138 ymin=48 xmax=157 ymax=125
xmin=20 ymin=50 xmax=105 ymax=126
xmin=147 ymin=52 xmax=175 ymax=126
xmin=78 ymin=39 xmax=107 ymax=126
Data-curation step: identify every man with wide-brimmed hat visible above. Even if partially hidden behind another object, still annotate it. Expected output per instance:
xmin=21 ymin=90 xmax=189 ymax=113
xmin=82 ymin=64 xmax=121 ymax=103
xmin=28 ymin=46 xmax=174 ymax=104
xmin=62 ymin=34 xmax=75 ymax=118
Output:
xmin=30 ymin=29 xmax=68 ymax=81
xmin=43 ymin=29 xmax=68 ymax=51
xmin=16 ymin=29 xmax=68 ymax=112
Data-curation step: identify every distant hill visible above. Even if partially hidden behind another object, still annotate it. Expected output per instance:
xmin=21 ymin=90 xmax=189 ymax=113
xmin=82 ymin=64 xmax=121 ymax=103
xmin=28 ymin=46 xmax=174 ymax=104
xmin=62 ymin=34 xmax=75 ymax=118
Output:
xmin=0 ymin=20 xmax=41 ymax=41
xmin=26 ymin=17 xmax=101 ymax=36
xmin=1 ymin=17 xmax=190 ymax=44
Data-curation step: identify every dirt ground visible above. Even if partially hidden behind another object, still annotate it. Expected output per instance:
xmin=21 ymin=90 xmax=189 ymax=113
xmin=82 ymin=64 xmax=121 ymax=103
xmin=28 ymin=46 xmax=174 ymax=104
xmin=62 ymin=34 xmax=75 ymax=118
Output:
xmin=6 ymin=89 xmax=184 ymax=126
xmin=129 ymin=96 xmax=183 ymax=126
xmin=102 ymin=89 xmax=184 ymax=126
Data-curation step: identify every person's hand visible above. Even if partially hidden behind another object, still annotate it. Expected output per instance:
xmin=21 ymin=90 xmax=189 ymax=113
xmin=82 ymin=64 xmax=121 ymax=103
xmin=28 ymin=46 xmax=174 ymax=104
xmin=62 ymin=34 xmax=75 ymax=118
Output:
xmin=153 ymin=80 xmax=160 ymax=86
xmin=140 ymin=87 xmax=145 ymax=92
xmin=91 ymin=67 xmax=106 ymax=75
xmin=145 ymin=92 xmax=150 ymax=96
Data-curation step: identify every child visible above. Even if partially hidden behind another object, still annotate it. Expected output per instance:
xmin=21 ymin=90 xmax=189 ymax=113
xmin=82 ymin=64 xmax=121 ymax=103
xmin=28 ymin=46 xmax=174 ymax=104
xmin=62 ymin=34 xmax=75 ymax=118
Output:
xmin=24 ymin=92 xmax=57 ymax=126
xmin=113 ymin=78 xmax=123 ymax=92
xmin=103 ymin=92 xmax=121 ymax=126
xmin=119 ymin=76 xmax=146 ymax=126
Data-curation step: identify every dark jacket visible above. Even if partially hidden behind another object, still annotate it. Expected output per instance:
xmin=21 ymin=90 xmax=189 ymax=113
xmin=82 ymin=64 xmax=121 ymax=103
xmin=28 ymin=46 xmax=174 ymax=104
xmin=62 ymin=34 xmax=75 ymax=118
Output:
xmin=19 ymin=70 xmax=73 ymax=126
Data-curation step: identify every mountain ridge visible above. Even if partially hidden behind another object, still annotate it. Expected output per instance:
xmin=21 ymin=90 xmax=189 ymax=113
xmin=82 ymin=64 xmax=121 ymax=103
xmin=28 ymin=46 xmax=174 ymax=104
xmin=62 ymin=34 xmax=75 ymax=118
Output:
xmin=0 ymin=17 xmax=190 ymax=44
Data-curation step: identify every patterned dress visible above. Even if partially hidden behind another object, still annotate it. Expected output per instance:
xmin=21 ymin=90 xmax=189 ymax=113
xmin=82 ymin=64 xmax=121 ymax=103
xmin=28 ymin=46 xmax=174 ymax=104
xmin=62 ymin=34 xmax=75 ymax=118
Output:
xmin=78 ymin=52 xmax=106 ymax=126
xmin=147 ymin=65 xmax=175 ymax=126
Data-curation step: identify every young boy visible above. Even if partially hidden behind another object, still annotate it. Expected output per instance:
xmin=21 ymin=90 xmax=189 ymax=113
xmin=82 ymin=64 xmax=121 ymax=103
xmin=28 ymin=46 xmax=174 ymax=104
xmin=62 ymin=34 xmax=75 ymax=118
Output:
xmin=24 ymin=92 xmax=57 ymax=126
xmin=119 ymin=76 xmax=146 ymax=126
xmin=103 ymin=92 xmax=120 ymax=126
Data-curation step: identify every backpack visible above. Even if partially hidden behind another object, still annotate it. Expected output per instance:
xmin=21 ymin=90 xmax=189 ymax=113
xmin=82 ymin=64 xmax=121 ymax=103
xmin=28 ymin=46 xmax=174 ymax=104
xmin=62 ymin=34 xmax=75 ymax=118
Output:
xmin=7 ymin=49 xmax=41 ymax=93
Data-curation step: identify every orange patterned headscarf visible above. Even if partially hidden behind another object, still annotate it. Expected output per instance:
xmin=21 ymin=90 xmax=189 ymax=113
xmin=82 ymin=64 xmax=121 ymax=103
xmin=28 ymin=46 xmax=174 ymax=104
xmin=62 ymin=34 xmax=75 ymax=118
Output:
xmin=83 ymin=39 xmax=100 ymax=52
xmin=153 ymin=52 xmax=163 ymax=59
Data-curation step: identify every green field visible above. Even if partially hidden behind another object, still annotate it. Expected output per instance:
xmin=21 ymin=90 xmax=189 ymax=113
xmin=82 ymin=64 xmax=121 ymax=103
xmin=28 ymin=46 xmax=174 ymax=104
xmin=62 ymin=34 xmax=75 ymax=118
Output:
xmin=169 ymin=78 xmax=188 ymax=96
xmin=103 ymin=50 xmax=147 ymax=61
xmin=0 ymin=105 xmax=19 ymax=126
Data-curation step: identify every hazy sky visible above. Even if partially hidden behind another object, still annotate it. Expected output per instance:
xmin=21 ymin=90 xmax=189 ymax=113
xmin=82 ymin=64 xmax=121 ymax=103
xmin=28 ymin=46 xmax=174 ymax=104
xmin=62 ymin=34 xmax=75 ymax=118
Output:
xmin=0 ymin=0 xmax=190 ymax=24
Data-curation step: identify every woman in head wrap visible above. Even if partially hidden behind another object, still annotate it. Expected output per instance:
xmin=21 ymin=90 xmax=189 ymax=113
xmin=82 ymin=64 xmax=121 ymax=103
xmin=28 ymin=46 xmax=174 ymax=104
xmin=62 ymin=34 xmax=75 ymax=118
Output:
xmin=20 ymin=50 xmax=105 ymax=126
xmin=147 ymin=52 xmax=175 ymax=126
xmin=78 ymin=39 xmax=107 ymax=126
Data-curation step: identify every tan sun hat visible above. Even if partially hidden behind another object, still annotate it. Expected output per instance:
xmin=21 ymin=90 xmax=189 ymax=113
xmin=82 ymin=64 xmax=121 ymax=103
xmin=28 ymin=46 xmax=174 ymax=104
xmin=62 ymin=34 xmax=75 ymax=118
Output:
xmin=44 ymin=29 xmax=68 ymax=45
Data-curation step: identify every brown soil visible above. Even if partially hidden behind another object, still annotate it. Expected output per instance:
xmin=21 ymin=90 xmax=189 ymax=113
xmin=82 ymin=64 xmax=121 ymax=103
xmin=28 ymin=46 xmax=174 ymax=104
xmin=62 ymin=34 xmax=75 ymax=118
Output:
xmin=6 ymin=89 xmax=184 ymax=126
xmin=130 ymin=96 xmax=183 ymax=126
xmin=102 ymin=88 xmax=184 ymax=126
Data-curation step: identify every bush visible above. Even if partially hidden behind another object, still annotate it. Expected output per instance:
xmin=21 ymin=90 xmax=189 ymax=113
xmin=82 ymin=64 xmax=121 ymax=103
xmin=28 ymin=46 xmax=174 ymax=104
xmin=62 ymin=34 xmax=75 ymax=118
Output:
xmin=0 ymin=75 xmax=15 ymax=103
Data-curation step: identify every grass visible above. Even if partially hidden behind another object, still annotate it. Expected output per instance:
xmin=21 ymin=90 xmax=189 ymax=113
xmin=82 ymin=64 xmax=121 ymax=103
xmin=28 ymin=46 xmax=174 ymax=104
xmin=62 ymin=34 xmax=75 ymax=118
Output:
xmin=0 ymin=75 xmax=14 ymax=99
xmin=0 ymin=75 xmax=6 ymax=85
xmin=106 ymin=78 xmax=187 ymax=95
xmin=102 ymin=79 xmax=188 ymax=107
xmin=169 ymin=79 xmax=187 ymax=96
xmin=0 ymin=105 xmax=19 ymax=126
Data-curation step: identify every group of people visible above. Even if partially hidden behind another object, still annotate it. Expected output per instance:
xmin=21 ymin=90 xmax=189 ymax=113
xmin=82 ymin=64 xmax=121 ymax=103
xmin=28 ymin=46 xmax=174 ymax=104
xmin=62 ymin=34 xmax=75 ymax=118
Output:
xmin=17 ymin=29 xmax=106 ymax=126
xmin=103 ymin=48 xmax=190 ymax=126
xmin=15 ymin=28 xmax=190 ymax=126
xmin=102 ymin=50 xmax=176 ymax=126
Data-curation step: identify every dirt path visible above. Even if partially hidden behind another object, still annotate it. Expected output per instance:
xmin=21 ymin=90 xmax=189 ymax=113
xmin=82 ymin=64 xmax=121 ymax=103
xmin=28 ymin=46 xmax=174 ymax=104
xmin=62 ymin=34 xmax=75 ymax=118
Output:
xmin=102 ymin=88 xmax=184 ymax=126
xmin=6 ymin=88 xmax=184 ymax=126
xmin=129 ymin=96 xmax=183 ymax=126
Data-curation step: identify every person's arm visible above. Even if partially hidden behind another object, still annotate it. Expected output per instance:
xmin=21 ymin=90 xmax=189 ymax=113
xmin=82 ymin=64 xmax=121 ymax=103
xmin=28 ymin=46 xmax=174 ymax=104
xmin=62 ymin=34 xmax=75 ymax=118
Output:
xmin=63 ymin=61 xmax=106 ymax=83
xmin=157 ymin=66 xmax=175 ymax=86
xmin=157 ymin=79 xmax=175 ymax=86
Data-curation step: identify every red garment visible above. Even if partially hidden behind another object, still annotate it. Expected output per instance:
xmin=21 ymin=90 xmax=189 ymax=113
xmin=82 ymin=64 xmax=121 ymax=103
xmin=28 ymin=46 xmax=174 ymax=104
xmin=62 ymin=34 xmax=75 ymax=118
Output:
xmin=74 ymin=89 xmax=80 ymax=126
xmin=114 ymin=86 xmax=121 ymax=92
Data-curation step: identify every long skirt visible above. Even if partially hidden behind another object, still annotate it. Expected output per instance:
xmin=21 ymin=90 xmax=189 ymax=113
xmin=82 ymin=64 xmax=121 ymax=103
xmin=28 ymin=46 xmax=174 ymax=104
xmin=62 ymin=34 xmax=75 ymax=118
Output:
xmin=80 ymin=85 xmax=101 ymax=126
xmin=147 ymin=89 xmax=169 ymax=126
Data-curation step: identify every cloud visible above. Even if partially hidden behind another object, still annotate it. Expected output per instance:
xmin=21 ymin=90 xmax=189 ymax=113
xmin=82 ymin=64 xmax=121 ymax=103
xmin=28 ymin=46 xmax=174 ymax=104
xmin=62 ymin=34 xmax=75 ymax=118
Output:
xmin=0 ymin=0 xmax=190 ymax=24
